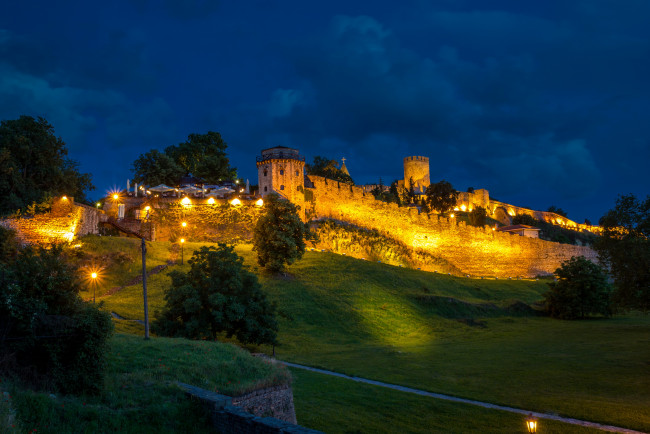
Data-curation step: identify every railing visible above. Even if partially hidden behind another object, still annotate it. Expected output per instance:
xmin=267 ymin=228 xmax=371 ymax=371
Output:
xmin=256 ymin=152 xmax=305 ymax=162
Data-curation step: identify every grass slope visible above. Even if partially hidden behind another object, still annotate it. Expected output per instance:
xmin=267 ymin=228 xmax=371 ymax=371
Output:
xmin=4 ymin=334 xmax=290 ymax=433
xmin=91 ymin=237 xmax=650 ymax=432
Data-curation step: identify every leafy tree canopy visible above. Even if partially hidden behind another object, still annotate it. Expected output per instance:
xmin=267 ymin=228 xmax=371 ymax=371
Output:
xmin=594 ymin=194 xmax=650 ymax=311
xmin=132 ymin=131 xmax=237 ymax=186
xmin=152 ymin=244 xmax=278 ymax=345
xmin=0 ymin=116 xmax=94 ymax=216
xmin=547 ymin=205 xmax=568 ymax=217
xmin=424 ymin=180 xmax=459 ymax=214
xmin=306 ymin=156 xmax=354 ymax=185
xmin=543 ymin=256 xmax=612 ymax=319
xmin=468 ymin=206 xmax=488 ymax=227
xmin=253 ymin=194 xmax=310 ymax=272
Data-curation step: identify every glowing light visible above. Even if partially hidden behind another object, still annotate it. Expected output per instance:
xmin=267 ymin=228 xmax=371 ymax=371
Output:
xmin=207 ymin=197 xmax=215 ymax=205
xmin=144 ymin=206 xmax=150 ymax=211
xmin=139 ymin=186 xmax=144 ymax=190
xmin=231 ymin=198 xmax=242 ymax=206
xmin=235 ymin=180 xmax=240 ymax=184
xmin=181 ymin=221 xmax=187 ymax=228
xmin=454 ymin=207 xmax=459 ymax=211
xmin=525 ymin=415 xmax=538 ymax=433
xmin=146 ymin=190 xmax=151 ymax=194
xmin=112 ymin=194 xmax=119 ymax=200
xmin=91 ymin=272 xmax=97 ymax=279
xmin=255 ymin=198 xmax=264 ymax=206
xmin=450 ymin=213 xmax=455 ymax=218
xmin=96 ymin=202 xmax=101 ymax=208
xmin=61 ymin=196 xmax=68 ymax=201
xmin=180 ymin=238 xmax=185 ymax=243
xmin=460 ymin=204 xmax=466 ymax=211
xmin=181 ymin=197 xmax=191 ymax=207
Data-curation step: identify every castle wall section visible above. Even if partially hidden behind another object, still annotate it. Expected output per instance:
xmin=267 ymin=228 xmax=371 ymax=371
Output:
xmin=306 ymin=176 xmax=596 ymax=278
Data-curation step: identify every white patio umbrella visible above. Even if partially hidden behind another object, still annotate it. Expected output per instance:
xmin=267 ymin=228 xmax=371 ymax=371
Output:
xmin=148 ymin=184 xmax=175 ymax=193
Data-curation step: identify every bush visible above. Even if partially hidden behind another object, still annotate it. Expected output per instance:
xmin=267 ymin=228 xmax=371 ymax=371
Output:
xmin=543 ymin=256 xmax=612 ymax=319
xmin=152 ymin=244 xmax=278 ymax=345
xmin=0 ymin=245 xmax=113 ymax=394
xmin=468 ymin=206 xmax=487 ymax=227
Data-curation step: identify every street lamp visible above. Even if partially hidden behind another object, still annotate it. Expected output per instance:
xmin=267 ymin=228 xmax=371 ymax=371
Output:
xmin=91 ymin=272 xmax=98 ymax=304
xmin=526 ymin=414 xmax=538 ymax=433
xmin=180 ymin=238 xmax=185 ymax=265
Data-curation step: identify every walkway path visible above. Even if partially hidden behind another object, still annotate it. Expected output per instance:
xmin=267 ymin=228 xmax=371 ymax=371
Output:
xmin=281 ymin=361 xmax=646 ymax=434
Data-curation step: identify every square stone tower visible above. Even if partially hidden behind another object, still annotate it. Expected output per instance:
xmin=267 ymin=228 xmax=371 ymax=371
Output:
xmin=256 ymin=146 xmax=305 ymax=210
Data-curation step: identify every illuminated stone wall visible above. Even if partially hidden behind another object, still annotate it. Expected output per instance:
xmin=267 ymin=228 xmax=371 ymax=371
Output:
xmin=1 ymin=198 xmax=105 ymax=245
xmin=305 ymin=176 xmax=597 ymax=277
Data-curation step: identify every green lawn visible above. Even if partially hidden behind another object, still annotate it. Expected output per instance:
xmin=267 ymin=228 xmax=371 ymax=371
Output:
xmin=93 ymin=238 xmax=650 ymax=432
xmin=4 ymin=334 xmax=290 ymax=433
xmin=290 ymin=368 xmax=603 ymax=434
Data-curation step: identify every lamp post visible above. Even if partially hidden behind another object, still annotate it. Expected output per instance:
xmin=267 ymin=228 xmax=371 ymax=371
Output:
xmin=526 ymin=414 xmax=538 ymax=433
xmin=180 ymin=238 xmax=185 ymax=265
xmin=91 ymin=272 xmax=97 ymax=304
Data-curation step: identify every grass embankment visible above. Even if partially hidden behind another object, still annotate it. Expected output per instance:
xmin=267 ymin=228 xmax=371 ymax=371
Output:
xmin=90 ymin=237 xmax=650 ymax=432
xmin=3 ymin=334 xmax=290 ymax=433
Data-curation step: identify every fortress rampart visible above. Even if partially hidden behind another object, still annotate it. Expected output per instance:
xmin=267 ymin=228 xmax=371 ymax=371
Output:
xmin=305 ymin=176 xmax=597 ymax=277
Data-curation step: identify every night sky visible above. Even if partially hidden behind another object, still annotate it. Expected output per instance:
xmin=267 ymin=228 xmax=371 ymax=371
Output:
xmin=2 ymin=1 xmax=649 ymax=222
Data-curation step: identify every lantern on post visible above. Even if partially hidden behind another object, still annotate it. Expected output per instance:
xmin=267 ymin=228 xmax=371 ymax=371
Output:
xmin=526 ymin=414 xmax=537 ymax=433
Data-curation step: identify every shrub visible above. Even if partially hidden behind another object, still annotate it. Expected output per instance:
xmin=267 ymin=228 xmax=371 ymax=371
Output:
xmin=152 ymin=244 xmax=278 ymax=345
xmin=0 ymin=245 xmax=113 ymax=394
xmin=543 ymin=256 xmax=612 ymax=319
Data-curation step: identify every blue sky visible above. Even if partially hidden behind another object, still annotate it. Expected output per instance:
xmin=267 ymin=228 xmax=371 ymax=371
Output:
xmin=1 ymin=0 xmax=649 ymax=221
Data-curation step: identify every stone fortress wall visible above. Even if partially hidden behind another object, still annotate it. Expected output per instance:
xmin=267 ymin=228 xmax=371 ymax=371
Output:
xmin=1 ymin=197 xmax=105 ymax=245
xmin=303 ymin=175 xmax=597 ymax=278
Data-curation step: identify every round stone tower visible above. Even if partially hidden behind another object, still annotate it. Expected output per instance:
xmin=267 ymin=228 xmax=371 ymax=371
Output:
xmin=403 ymin=156 xmax=430 ymax=193
xmin=256 ymin=146 xmax=305 ymax=210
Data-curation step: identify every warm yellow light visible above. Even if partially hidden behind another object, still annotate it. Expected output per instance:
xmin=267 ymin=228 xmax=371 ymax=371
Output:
xmin=180 ymin=238 xmax=185 ymax=243
xmin=61 ymin=196 xmax=68 ymax=200
xmin=450 ymin=213 xmax=455 ymax=218
xmin=91 ymin=272 xmax=97 ymax=279
xmin=96 ymin=202 xmax=101 ymax=208
xmin=231 ymin=198 xmax=242 ymax=206
xmin=112 ymin=194 xmax=119 ymax=200
xmin=207 ymin=197 xmax=215 ymax=205
xmin=181 ymin=197 xmax=191 ymax=206
xmin=144 ymin=206 xmax=150 ymax=211
xmin=460 ymin=204 xmax=466 ymax=211
xmin=255 ymin=198 xmax=264 ymax=206
xmin=181 ymin=221 xmax=187 ymax=227
xmin=492 ymin=227 xmax=496 ymax=231
xmin=453 ymin=207 xmax=459 ymax=211
xmin=146 ymin=190 xmax=151 ymax=194
xmin=526 ymin=418 xmax=537 ymax=433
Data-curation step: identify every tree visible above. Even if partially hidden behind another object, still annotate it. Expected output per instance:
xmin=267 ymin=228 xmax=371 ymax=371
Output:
xmin=594 ymin=194 xmax=650 ymax=311
xmin=253 ymin=194 xmax=309 ymax=272
xmin=152 ymin=244 xmax=278 ymax=345
xmin=165 ymin=131 xmax=237 ymax=183
xmin=0 ymin=245 xmax=113 ymax=393
xmin=0 ymin=116 xmax=94 ymax=215
xmin=468 ymin=206 xmax=488 ymax=227
xmin=547 ymin=205 xmax=568 ymax=217
xmin=512 ymin=214 xmax=539 ymax=226
xmin=424 ymin=180 xmax=459 ymax=214
xmin=543 ymin=256 xmax=612 ymax=319
xmin=131 ymin=131 xmax=237 ymax=187
xmin=132 ymin=149 xmax=185 ymax=186
xmin=306 ymin=156 xmax=354 ymax=184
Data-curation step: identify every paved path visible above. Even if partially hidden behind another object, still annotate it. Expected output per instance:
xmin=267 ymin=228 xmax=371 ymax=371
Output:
xmin=281 ymin=361 xmax=647 ymax=434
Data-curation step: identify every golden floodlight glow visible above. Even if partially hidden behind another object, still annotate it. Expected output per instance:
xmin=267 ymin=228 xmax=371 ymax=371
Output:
xmin=525 ymin=415 xmax=537 ymax=433
xmin=181 ymin=221 xmax=187 ymax=227
xmin=454 ymin=207 xmax=459 ymax=211
xmin=181 ymin=197 xmax=191 ymax=206
xmin=460 ymin=204 xmax=466 ymax=211
xmin=61 ymin=196 xmax=68 ymax=200
xmin=207 ymin=197 xmax=215 ymax=205
xmin=91 ymin=272 xmax=97 ymax=279
xmin=96 ymin=202 xmax=101 ymax=208
xmin=450 ymin=213 xmax=455 ymax=218
xmin=231 ymin=198 xmax=242 ymax=206
xmin=112 ymin=194 xmax=119 ymax=200
xmin=256 ymin=198 xmax=264 ymax=206
xmin=180 ymin=238 xmax=185 ymax=243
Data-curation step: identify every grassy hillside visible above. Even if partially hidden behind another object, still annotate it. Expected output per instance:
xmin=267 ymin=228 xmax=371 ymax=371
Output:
xmin=81 ymin=236 xmax=650 ymax=432
xmin=3 ymin=334 xmax=290 ymax=433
